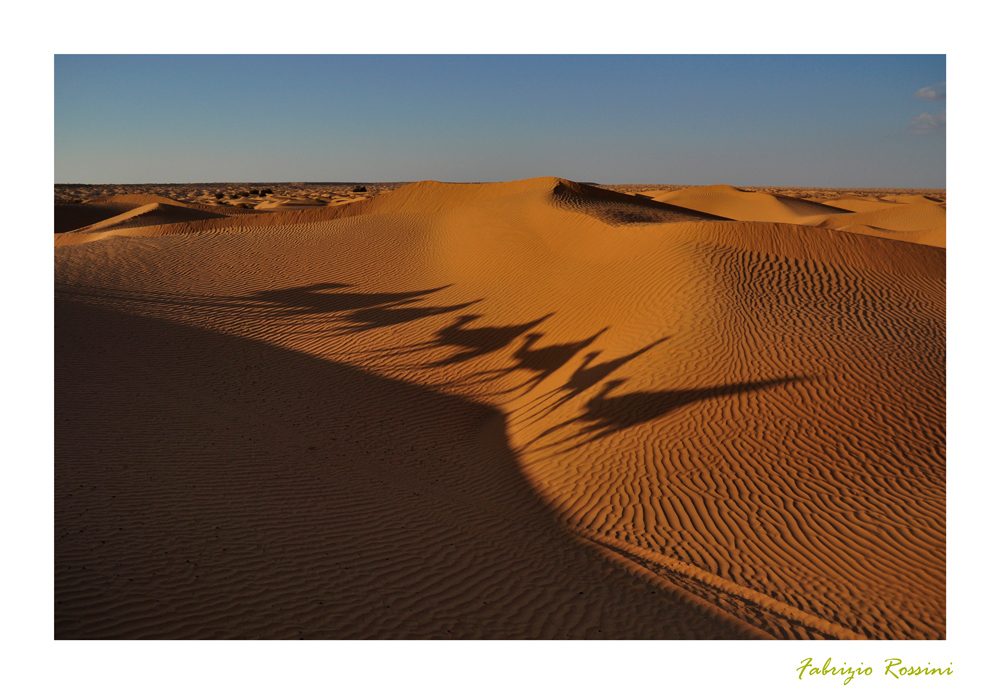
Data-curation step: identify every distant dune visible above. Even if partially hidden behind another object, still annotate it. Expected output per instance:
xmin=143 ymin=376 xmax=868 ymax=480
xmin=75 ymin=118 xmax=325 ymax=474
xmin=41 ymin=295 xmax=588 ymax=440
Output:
xmin=638 ymin=184 xmax=945 ymax=247
xmin=55 ymin=176 xmax=945 ymax=639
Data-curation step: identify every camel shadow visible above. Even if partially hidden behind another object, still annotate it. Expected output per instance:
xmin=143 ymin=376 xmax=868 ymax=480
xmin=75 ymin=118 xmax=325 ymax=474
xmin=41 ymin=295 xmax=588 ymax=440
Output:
xmin=244 ymin=283 xmax=484 ymax=334
xmin=55 ymin=298 xmax=759 ymax=639
xmin=59 ymin=281 xmax=804 ymax=457
xmin=531 ymin=376 xmax=804 ymax=452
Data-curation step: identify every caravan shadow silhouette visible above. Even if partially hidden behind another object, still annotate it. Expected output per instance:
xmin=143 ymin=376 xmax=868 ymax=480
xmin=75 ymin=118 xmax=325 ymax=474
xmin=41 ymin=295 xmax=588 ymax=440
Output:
xmin=531 ymin=376 xmax=804 ymax=452
xmin=514 ymin=336 xmax=671 ymax=425
xmin=57 ymin=281 xmax=804 ymax=454
xmin=428 ymin=313 xmax=556 ymax=366
xmin=470 ymin=327 xmax=612 ymax=397
xmin=55 ymin=298 xmax=760 ymax=639
xmin=244 ymin=283 xmax=484 ymax=333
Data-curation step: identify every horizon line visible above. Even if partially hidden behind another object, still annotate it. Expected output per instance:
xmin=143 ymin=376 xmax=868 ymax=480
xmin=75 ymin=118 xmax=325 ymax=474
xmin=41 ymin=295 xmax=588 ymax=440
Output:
xmin=54 ymin=179 xmax=948 ymax=191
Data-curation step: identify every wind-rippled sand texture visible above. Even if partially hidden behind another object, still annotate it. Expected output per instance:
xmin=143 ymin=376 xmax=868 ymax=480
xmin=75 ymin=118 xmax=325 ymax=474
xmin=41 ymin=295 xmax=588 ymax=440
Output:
xmin=55 ymin=177 xmax=944 ymax=639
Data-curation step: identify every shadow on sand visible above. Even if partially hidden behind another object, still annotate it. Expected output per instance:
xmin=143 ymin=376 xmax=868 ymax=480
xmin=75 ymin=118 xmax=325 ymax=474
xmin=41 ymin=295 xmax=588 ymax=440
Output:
xmin=527 ymin=376 xmax=804 ymax=453
xmin=55 ymin=298 xmax=762 ymax=639
xmin=57 ymin=281 xmax=805 ymax=451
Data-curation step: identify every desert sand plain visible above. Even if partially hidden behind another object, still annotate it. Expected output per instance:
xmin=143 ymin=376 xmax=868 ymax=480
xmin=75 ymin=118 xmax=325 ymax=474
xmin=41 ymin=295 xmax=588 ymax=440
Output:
xmin=54 ymin=178 xmax=945 ymax=639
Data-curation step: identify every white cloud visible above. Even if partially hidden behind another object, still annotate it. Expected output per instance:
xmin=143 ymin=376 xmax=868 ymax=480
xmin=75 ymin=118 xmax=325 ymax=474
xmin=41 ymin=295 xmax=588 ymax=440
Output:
xmin=909 ymin=108 xmax=946 ymax=135
xmin=913 ymin=82 xmax=946 ymax=102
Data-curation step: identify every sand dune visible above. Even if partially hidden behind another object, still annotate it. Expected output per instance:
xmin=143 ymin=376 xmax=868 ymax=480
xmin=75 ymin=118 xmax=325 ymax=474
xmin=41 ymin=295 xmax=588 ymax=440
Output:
xmin=55 ymin=194 xmax=258 ymax=235
xmin=88 ymin=193 xmax=200 ymax=207
xmin=71 ymin=202 xmax=228 ymax=234
xmin=884 ymin=193 xmax=944 ymax=205
xmin=647 ymin=184 xmax=851 ymax=223
xmin=55 ymin=176 xmax=945 ymax=639
xmin=54 ymin=178 xmax=721 ymax=247
xmin=640 ymin=184 xmax=946 ymax=247
xmin=810 ymin=200 xmax=946 ymax=247
xmin=835 ymin=224 xmax=945 ymax=247
xmin=819 ymin=195 xmax=905 ymax=213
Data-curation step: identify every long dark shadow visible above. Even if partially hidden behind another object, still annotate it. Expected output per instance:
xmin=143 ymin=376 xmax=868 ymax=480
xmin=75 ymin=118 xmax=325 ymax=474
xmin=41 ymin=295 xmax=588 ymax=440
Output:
xmin=511 ymin=336 xmax=671 ymax=426
xmin=55 ymin=297 xmax=759 ymax=639
xmin=503 ymin=327 xmax=610 ymax=392
xmin=54 ymin=282 xmax=486 ymax=344
xmin=429 ymin=313 xmax=556 ymax=366
xmin=245 ymin=283 xmax=484 ymax=333
xmin=529 ymin=376 xmax=805 ymax=453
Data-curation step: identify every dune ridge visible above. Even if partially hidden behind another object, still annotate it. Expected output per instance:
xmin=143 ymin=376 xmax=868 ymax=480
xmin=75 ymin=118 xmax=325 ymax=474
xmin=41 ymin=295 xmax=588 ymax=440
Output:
xmin=639 ymin=184 xmax=946 ymax=247
xmin=55 ymin=194 xmax=261 ymax=235
xmin=55 ymin=177 xmax=726 ymax=247
xmin=71 ymin=202 xmax=229 ymax=234
xmin=650 ymin=184 xmax=852 ymax=221
xmin=55 ymin=176 xmax=945 ymax=639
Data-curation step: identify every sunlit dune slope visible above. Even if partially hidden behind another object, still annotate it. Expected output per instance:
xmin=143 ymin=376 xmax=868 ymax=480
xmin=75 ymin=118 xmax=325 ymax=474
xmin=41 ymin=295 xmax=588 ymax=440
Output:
xmin=644 ymin=184 xmax=946 ymax=247
xmin=648 ymin=184 xmax=851 ymax=223
xmin=816 ymin=200 xmax=946 ymax=247
xmin=54 ymin=178 xmax=723 ymax=247
xmin=818 ymin=195 xmax=905 ymax=213
xmin=55 ymin=176 xmax=945 ymax=639
xmin=884 ymin=194 xmax=944 ymax=205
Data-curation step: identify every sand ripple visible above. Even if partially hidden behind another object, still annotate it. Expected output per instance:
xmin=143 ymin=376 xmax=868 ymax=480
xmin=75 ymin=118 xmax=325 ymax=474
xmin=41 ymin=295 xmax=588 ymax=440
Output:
xmin=55 ymin=177 xmax=944 ymax=638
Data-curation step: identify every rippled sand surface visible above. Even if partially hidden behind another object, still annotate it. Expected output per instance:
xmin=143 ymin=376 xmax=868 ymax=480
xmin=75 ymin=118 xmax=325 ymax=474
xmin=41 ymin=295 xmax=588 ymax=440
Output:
xmin=55 ymin=177 xmax=945 ymax=639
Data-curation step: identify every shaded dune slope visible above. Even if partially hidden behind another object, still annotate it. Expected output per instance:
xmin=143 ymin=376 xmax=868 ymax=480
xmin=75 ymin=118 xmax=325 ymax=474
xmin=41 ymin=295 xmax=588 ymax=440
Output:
xmin=55 ymin=204 xmax=125 ymax=234
xmin=71 ymin=202 xmax=229 ymax=235
xmin=55 ymin=177 xmax=945 ymax=639
xmin=55 ymin=194 xmax=258 ymax=235
xmin=86 ymin=193 xmax=262 ymax=216
xmin=56 ymin=301 xmax=756 ymax=639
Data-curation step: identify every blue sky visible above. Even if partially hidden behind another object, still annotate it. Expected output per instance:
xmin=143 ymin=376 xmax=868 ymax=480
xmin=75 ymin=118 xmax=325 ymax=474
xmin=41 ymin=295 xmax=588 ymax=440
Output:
xmin=55 ymin=55 xmax=946 ymax=187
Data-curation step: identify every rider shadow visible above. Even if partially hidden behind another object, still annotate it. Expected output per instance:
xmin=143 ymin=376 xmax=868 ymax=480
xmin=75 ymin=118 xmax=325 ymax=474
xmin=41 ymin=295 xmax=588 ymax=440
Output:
xmin=530 ymin=375 xmax=805 ymax=453
xmin=515 ymin=336 xmax=671 ymax=422
xmin=61 ymin=283 xmax=803 ymax=455
xmin=244 ymin=283 xmax=483 ymax=333
xmin=460 ymin=327 xmax=612 ymax=396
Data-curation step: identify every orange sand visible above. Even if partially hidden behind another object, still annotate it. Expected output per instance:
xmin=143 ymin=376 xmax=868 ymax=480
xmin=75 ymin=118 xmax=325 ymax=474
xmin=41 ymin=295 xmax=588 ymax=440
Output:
xmin=55 ymin=177 xmax=945 ymax=639
xmin=639 ymin=184 xmax=946 ymax=247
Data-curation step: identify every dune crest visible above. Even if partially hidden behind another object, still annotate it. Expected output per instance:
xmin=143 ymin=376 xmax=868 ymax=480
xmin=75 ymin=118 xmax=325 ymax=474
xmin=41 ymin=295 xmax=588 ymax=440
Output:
xmin=647 ymin=184 xmax=850 ymax=221
xmin=55 ymin=177 xmax=722 ymax=247
xmin=641 ymin=184 xmax=946 ymax=247
xmin=71 ymin=202 xmax=228 ymax=234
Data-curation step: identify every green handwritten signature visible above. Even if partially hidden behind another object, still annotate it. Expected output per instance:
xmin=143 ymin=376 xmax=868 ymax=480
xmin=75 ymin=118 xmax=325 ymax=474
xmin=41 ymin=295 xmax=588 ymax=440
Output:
xmin=797 ymin=657 xmax=953 ymax=685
